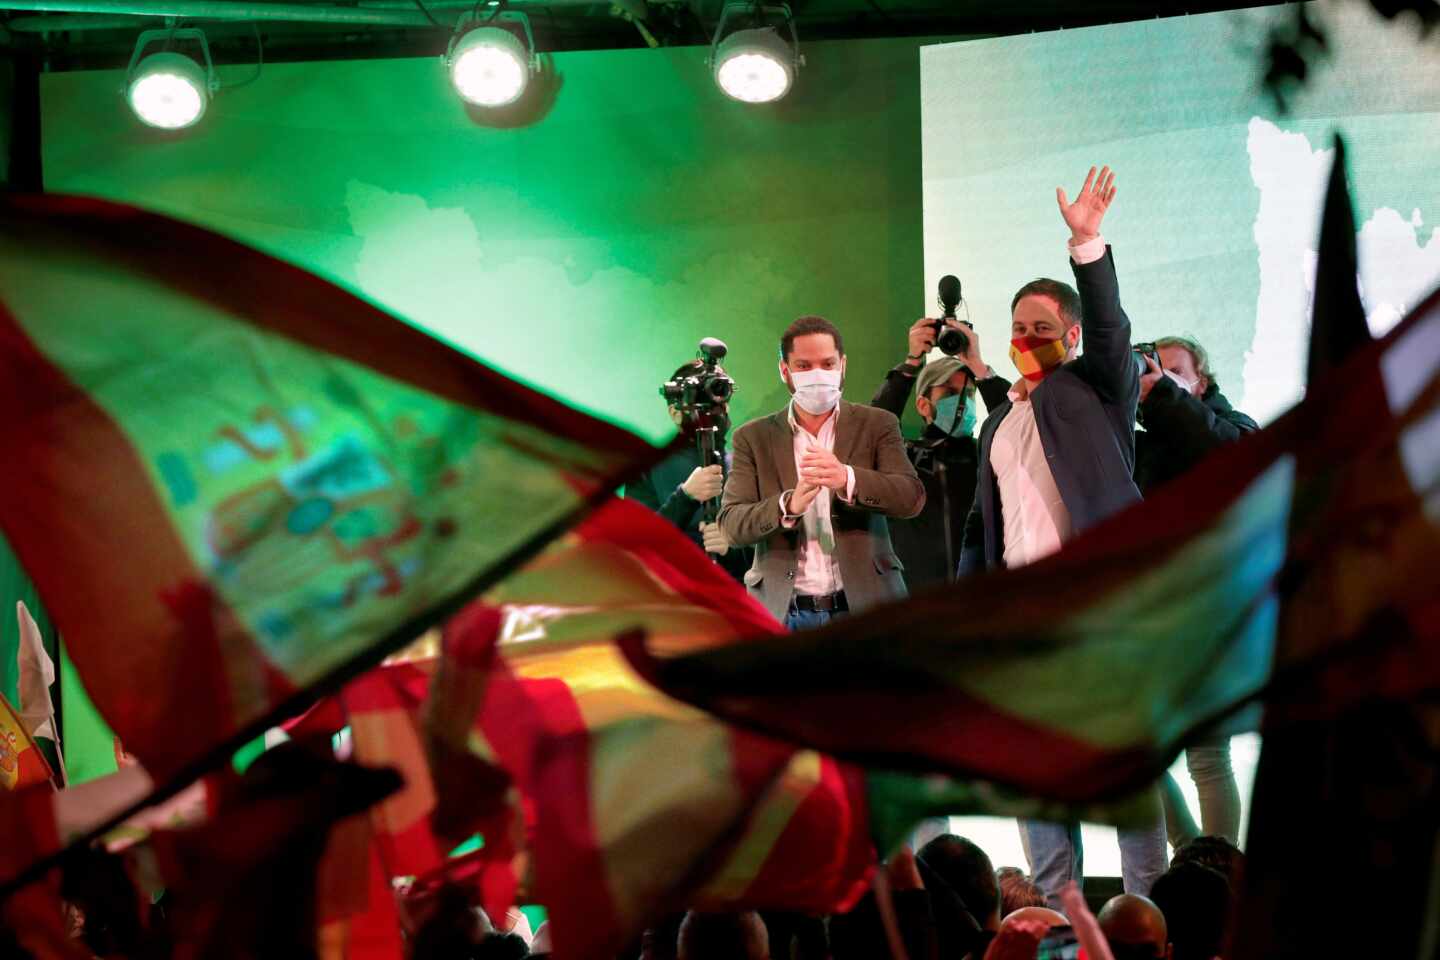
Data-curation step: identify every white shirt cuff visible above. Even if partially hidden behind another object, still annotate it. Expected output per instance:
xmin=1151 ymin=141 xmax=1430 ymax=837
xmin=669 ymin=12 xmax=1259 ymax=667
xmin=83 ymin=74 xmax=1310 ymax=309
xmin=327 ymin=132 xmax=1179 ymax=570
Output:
xmin=779 ymin=490 xmax=799 ymax=528
xmin=838 ymin=465 xmax=857 ymax=503
xmin=1068 ymin=234 xmax=1106 ymax=265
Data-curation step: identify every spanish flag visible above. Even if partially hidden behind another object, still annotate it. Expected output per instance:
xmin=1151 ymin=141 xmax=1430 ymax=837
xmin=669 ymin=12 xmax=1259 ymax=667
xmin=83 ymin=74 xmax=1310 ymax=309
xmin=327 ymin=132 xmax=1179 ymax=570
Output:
xmin=0 ymin=194 xmax=659 ymax=787
xmin=0 ymin=691 xmax=53 ymax=791
xmin=426 ymin=497 xmax=874 ymax=960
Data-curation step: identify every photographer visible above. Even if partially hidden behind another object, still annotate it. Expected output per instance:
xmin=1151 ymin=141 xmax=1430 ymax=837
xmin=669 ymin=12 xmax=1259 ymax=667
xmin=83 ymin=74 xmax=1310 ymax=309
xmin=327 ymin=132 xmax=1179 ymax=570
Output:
xmin=626 ymin=358 xmax=749 ymax=582
xmin=871 ymin=317 xmax=1012 ymax=588
xmin=1134 ymin=335 xmax=1257 ymax=847
xmin=1134 ymin=336 xmax=1259 ymax=492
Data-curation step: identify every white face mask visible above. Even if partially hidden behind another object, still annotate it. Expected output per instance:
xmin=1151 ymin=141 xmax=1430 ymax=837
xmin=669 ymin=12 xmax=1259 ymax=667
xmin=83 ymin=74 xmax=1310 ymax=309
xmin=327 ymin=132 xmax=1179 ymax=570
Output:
xmin=1163 ymin=369 xmax=1197 ymax=395
xmin=786 ymin=366 xmax=843 ymax=415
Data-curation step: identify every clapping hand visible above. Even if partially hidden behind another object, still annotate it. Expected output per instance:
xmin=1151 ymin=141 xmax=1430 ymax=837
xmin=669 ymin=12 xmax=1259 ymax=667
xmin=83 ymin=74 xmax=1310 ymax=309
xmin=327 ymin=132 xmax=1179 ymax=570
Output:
xmin=1057 ymin=165 xmax=1117 ymax=245
xmin=800 ymin=447 xmax=848 ymax=491
xmin=787 ymin=478 xmax=820 ymax=516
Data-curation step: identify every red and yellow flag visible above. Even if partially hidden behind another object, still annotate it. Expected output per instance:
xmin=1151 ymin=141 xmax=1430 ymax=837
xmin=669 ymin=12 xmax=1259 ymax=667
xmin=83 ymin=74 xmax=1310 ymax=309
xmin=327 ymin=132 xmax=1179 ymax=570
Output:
xmin=0 ymin=691 xmax=53 ymax=792
xmin=293 ymin=497 xmax=875 ymax=959
xmin=427 ymin=497 xmax=873 ymax=960
xmin=0 ymin=194 xmax=658 ymax=787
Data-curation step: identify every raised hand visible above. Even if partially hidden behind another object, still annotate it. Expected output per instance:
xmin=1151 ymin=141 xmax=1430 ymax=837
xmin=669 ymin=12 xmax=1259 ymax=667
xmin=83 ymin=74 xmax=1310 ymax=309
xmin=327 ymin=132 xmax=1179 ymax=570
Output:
xmin=1057 ymin=165 xmax=1117 ymax=244
xmin=885 ymin=844 xmax=925 ymax=892
xmin=1138 ymin=352 xmax=1164 ymax=402
xmin=1060 ymin=881 xmax=1116 ymax=960
xmin=907 ymin=318 xmax=937 ymax=363
xmin=954 ymin=322 xmax=991 ymax=380
xmin=982 ymin=918 xmax=1047 ymax=960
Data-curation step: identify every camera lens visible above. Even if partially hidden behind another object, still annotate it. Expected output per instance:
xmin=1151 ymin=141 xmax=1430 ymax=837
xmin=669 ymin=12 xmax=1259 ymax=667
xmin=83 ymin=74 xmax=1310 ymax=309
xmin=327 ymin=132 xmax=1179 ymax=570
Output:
xmin=705 ymin=378 xmax=734 ymax=403
xmin=937 ymin=326 xmax=969 ymax=356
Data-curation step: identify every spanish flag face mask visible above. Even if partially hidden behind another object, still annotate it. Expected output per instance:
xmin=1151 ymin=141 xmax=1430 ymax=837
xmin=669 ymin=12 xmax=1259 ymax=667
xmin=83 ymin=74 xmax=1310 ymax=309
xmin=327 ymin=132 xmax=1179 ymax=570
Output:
xmin=1008 ymin=334 xmax=1070 ymax=383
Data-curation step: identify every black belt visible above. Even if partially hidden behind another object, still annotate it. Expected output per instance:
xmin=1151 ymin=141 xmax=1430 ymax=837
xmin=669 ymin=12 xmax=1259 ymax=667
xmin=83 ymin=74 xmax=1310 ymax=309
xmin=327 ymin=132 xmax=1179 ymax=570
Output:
xmin=791 ymin=591 xmax=848 ymax=613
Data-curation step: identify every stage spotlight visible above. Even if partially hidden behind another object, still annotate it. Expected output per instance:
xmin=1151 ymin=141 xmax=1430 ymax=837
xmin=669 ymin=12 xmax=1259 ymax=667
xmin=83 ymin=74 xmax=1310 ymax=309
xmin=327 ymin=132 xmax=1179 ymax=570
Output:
xmin=129 ymin=54 xmax=207 ymax=129
xmin=446 ymin=15 xmax=538 ymax=108
xmin=125 ymin=29 xmax=218 ymax=130
xmin=710 ymin=4 xmax=803 ymax=104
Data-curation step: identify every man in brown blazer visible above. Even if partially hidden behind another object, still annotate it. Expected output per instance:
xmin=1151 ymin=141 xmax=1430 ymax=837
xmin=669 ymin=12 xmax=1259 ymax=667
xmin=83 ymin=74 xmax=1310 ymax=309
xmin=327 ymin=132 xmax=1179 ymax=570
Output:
xmin=719 ymin=316 xmax=925 ymax=628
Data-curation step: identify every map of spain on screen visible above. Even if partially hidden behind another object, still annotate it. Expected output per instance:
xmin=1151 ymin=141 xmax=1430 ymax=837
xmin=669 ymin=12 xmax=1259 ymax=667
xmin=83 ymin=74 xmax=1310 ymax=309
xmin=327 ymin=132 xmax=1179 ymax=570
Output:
xmin=1245 ymin=117 xmax=1440 ymax=420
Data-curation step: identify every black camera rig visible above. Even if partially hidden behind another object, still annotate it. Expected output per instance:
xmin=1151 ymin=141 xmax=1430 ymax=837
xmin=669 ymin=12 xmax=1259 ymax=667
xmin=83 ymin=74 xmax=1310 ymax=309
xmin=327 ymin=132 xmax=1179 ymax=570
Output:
xmin=658 ymin=338 xmax=736 ymax=524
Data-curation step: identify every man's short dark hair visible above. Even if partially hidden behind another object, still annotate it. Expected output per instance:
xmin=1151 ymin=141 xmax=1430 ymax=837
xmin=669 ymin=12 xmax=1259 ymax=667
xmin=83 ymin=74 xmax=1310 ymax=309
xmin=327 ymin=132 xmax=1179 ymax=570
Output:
xmin=780 ymin=315 xmax=844 ymax=361
xmin=1172 ymin=835 xmax=1244 ymax=888
xmin=640 ymin=914 xmax=684 ymax=960
xmin=475 ymin=932 xmax=530 ymax=960
xmin=1149 ymin=863 xmax=1232 ymax=960
xmin=828 ymin=892 xmax=890 ymax=960
xmin=918 ymin=835 xmax=1001 ymax=926
xmin=1010 ymin=279 xmax=1082 ymax=329
xmin=677 ymin=911 xmax=768 ymax=960
xmin=1109 ymin=945 xmax=1166 ymax=960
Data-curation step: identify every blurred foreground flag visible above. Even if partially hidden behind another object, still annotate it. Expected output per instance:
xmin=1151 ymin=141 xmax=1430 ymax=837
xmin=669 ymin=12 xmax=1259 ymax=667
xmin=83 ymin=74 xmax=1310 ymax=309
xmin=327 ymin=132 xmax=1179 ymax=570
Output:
xmin=426 ymin=498 xmax=873 ymax=960
xmin=0 ymin=194 xmax=657 ymax=784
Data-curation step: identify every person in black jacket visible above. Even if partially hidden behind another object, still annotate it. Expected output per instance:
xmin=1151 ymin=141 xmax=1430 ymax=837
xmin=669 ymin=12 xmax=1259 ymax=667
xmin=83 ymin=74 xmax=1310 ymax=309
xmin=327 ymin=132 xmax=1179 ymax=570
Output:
xmin=625 ymin=360 xmax=749 ymax=583
xmin=1135 ymin=335 xmax=1258 ymax=848
xmin=870 ymin=323 xmax=1011 ymax=589
xmin=1134 ymin=336 xmax=1260 ymax=493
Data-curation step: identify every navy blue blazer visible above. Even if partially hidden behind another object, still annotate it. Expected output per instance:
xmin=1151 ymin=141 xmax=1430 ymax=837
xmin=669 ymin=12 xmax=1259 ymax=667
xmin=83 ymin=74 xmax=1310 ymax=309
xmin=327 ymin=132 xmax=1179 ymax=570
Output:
xmin=958 ymin=247 xmax=1141 ymax=575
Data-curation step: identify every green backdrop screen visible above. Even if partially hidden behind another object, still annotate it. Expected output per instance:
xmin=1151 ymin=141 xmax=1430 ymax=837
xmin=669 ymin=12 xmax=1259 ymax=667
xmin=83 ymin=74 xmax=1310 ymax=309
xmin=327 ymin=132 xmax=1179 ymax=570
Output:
xmin=39 ymin=36 xmax=941 ymax=780
xmin=42 ymin=37 xmax=938 ymax=444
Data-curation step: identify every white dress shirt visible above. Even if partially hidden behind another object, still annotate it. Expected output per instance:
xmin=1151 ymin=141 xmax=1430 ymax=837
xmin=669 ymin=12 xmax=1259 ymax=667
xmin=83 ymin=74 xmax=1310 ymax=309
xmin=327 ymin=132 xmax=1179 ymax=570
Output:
xmin=990 ymin=234 xmax=1106 ymax=568
xmin=992 ymin=391 xmax=1072 ymax=567
xmin=778 ymin=401 xmax=857 ymax=596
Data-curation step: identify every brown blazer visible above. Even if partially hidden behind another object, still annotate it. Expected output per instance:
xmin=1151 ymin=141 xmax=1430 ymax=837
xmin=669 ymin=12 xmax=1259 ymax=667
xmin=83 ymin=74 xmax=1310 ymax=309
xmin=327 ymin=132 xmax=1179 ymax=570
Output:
xmin=718 ymin=400 xmax=925 ymax=621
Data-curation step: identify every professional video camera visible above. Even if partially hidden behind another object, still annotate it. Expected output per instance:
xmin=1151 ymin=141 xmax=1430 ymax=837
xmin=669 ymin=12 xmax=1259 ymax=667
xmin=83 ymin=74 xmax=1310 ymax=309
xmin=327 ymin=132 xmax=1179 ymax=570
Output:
xmin=658 ymin=338 xmax=736 ymax=526
xmin=660 ymin=337 xmax=735 ymax=420
xmin=930 ymin=274 xmax=974 ymax=357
